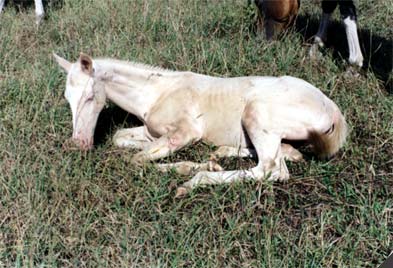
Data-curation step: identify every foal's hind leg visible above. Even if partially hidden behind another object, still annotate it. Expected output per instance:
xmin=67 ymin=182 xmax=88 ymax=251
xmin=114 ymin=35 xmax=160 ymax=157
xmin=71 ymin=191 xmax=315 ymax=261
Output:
xmin=175 ymin=103 xmax=289 ymax=197
xmin=241 ymin=104 xmax=289 ymax=181
xmin=175 ymin=134 xmax=288 ymax=197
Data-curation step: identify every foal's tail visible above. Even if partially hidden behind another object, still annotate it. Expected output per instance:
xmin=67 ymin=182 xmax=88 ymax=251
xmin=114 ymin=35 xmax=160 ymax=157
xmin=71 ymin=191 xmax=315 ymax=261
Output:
xmin=310 ymin=108 xmax=349 ymax=159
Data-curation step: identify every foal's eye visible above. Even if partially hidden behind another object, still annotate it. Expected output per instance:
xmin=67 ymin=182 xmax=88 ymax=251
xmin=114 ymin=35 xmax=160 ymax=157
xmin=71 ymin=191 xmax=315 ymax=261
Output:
xmin=85 ymin=94 xmax=94 ymax=102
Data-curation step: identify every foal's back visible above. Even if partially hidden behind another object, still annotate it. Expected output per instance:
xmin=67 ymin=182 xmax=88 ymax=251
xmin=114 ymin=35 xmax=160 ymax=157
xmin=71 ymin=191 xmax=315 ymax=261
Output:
xmin=187 ymin=75 xmax=336 ymax=147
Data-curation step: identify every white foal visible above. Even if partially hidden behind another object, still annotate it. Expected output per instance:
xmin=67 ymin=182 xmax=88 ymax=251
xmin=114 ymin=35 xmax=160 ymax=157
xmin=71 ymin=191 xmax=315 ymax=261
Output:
xmin=0 ymin=0 xmax=44 ymax=25
xmin=54 ymin=53 xmax=348 ymax=196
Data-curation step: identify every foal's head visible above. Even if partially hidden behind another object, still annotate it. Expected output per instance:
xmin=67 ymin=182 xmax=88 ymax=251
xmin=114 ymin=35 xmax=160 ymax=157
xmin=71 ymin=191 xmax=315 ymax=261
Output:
xmin=54 ymin=53 xmax=106 ymax=150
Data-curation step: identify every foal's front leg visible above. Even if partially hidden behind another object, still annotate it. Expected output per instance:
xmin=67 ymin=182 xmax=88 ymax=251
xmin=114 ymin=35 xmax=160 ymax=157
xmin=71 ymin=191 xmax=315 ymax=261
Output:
xmin=113 ymin=124 xmax=214 ymax=172
xmin=130 ymin=121 xmax=202 ymax=165
xmin=211 ymin=144 xmax=303 ymax=162
xmin=113 ymin=126 xmax=151 ymax=150
xmin=156 ymin=161 xmax=223 ymax=176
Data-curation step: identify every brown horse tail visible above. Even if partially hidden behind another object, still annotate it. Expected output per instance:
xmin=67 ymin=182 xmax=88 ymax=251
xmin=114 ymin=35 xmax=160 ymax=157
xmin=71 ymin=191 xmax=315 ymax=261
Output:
xmin=309 ymin=108 xmax=349 ymax=159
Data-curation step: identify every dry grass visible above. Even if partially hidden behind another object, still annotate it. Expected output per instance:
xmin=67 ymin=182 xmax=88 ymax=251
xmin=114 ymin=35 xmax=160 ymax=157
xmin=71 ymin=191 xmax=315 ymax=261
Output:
xmin=0 ymin=0 xmax=392 ymax=267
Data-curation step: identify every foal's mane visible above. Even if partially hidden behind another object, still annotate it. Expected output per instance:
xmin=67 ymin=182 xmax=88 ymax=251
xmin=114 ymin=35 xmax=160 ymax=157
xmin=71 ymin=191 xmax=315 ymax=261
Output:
xmin=94 ymin=58 xmax=175 ymax=74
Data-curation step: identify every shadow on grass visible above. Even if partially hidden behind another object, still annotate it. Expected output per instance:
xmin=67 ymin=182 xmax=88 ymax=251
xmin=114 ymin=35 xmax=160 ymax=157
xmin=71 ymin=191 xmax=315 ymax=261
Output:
xmin=94 ymin=106 xmax=142 ymax=147
xmin=295 ymin=14 xmax=392 ymax=93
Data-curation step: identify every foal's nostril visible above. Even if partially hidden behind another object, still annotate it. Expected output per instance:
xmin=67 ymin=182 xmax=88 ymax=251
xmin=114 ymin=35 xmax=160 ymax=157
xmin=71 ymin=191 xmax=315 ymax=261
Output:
xmin=79 ymin=139 xmax=94 ymax=150
xmin=72 ymin=138 xmax=90 ymax=150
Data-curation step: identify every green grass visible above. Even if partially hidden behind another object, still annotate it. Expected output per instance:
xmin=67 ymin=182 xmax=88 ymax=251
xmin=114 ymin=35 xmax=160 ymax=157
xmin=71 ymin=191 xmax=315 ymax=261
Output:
xmin=0 ymin=0 xmax=392 ymax=267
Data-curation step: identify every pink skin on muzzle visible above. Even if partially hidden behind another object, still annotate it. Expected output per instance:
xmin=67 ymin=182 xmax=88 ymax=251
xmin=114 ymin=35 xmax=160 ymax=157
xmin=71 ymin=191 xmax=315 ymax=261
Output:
xmin=72 ymin=131 xmax=94 ymax=150
xmin=71 ymin=108 xmax=99 ymax=151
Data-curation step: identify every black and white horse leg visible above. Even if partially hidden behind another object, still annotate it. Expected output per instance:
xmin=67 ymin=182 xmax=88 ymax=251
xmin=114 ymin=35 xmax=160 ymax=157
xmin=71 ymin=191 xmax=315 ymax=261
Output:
xmin=339 ymin=1 xmax=363 ymax=67
xmin=0 ymin=0 xmax=44 ymax=25
xmin=34 ymin=0 xmax=45 ymax=25
xmin=310 ymin=0 xmax=337 ymax=58
xmin=0 ymin=0 xmax=5 ymax=14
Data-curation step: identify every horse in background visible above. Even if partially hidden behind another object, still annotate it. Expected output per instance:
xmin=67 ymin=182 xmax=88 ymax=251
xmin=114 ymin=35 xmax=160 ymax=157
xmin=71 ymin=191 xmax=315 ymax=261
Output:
xmin=255 ymin=0 xmax=300 ymax=40
xmin=53 ymin=53 xmax=348 ymax=196
xmin=0 ymin=0 xmax=44 ymax=25
xmin=255 ymin=0 xmax=364 ymax=67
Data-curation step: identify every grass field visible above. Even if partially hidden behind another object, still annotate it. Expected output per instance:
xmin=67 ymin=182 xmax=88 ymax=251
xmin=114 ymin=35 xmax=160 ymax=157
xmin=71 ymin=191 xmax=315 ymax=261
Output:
xmin=0 ymin=0 xmax=392 ymax=267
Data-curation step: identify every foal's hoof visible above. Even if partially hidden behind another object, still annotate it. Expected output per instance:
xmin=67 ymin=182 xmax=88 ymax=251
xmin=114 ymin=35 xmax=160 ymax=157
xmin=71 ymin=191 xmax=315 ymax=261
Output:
xmin=130 ymin=153 xmax=147 ymax=166
xmin=175 ymin=186 xmax=190 ymax=198
xmin=113 ymin=130 xmax=134 ymax=148
xmin=266 ymin=166 xmax=290 ymax=182
xmin=284 ymin=149 xmax=303 ymax=162
xmin=208 ymin=160 xmax=223 ymax=172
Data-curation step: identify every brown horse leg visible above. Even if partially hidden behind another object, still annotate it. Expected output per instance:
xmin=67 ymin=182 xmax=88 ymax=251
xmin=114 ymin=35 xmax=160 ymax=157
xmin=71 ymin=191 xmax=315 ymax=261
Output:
xmin=265 ymin=18 xmax=285 ymax=40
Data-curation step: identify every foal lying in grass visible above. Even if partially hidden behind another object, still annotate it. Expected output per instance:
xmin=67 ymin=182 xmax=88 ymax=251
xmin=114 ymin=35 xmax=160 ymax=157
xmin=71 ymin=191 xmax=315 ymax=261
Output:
xmin=54 ymin=53 xmax=348 ymax=196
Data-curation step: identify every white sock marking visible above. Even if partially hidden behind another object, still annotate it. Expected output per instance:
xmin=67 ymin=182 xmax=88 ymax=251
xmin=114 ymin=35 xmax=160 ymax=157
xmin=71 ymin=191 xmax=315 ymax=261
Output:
xmin=343 ymin=17 xmax=363 ymax=67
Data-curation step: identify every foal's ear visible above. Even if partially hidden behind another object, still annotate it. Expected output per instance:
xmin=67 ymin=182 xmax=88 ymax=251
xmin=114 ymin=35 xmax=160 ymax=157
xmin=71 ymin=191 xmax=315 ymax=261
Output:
xmin=53 ymin=53 xmax=71 ymax=73
xmin=79 ymin=52 xmax=94 ymax=76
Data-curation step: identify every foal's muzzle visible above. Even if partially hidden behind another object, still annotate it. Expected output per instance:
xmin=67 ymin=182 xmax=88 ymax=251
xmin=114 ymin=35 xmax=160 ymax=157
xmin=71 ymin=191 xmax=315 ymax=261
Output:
xmin=72 ymin=133 xmax=94 ymax=150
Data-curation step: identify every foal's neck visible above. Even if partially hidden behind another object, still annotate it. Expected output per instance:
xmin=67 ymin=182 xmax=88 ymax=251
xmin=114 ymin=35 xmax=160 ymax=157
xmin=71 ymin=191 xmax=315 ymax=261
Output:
xmin=95 ymin=59 xmax=175 ymax=121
